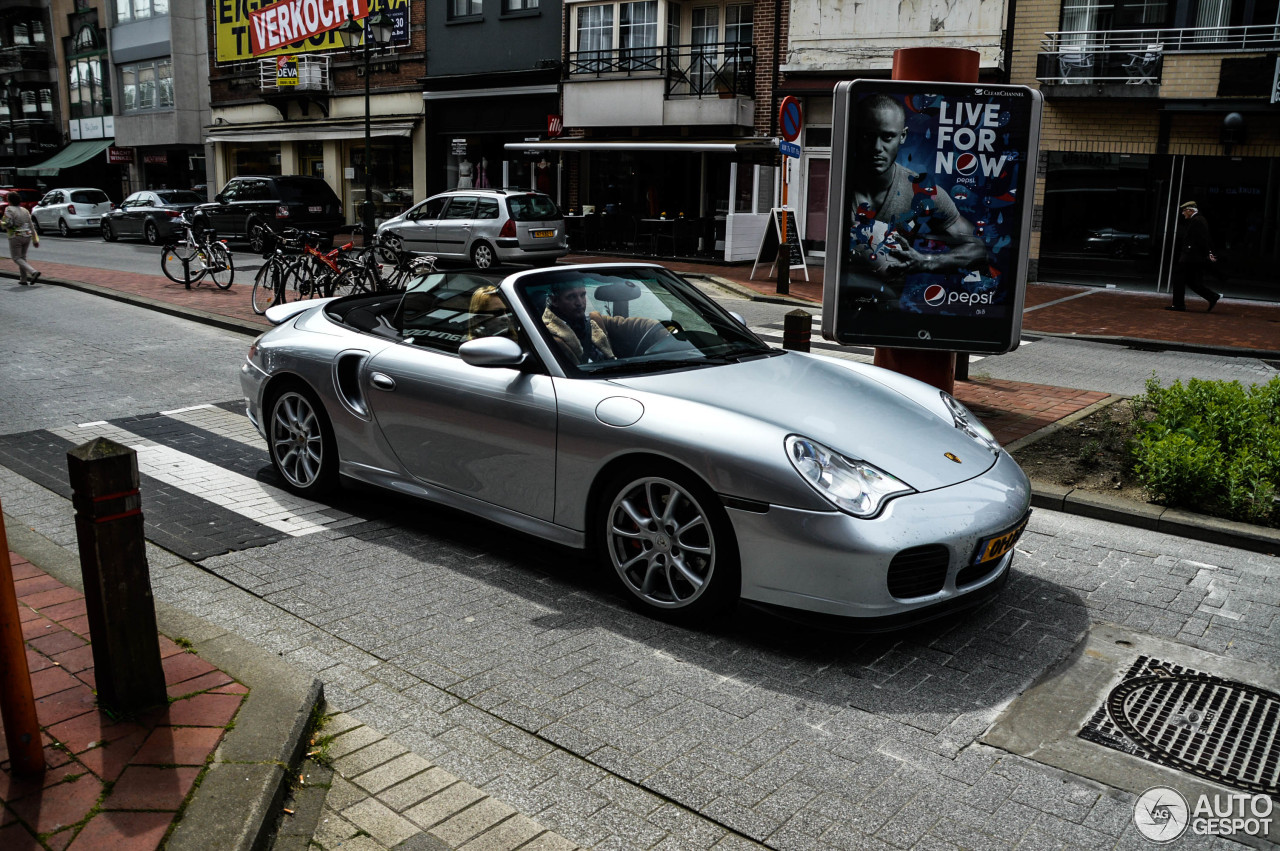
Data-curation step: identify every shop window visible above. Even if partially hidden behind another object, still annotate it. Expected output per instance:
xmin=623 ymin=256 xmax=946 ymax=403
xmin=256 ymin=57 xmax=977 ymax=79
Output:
xmin=346 ymin=138 xmax=414 ymax=225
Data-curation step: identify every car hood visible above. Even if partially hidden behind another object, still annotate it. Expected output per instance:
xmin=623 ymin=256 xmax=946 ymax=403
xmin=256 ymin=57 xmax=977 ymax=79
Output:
xmin=608 ymin=352 xmax=1000 ymax=492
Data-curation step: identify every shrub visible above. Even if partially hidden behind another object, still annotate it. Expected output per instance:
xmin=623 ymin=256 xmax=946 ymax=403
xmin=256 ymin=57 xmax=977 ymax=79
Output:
xmin=1129 ymin=375 xmax=1280 ymax=526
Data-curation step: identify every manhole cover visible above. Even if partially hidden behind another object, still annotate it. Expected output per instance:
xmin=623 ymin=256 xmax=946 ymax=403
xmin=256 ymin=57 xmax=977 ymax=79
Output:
xmin=1080 ymin=656 xmax=1280 ymax=796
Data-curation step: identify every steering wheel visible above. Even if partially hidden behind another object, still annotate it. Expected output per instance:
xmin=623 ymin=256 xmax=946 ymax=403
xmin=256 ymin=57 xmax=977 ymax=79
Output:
xmin=661 ymin=320 xmax=686 ymax=340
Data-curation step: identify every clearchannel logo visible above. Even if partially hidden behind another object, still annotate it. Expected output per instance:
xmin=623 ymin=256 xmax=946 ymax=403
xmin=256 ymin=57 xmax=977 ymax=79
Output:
xmin=923 ymin=285 xmax=994 ymax=308
xmin=1134 ymin=786 xmax=1274 ymax=843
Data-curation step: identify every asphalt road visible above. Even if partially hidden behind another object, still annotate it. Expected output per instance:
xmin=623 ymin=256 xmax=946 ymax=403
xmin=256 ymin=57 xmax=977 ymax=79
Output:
xmin=2 ymin=282 xmax=1277 ymax=849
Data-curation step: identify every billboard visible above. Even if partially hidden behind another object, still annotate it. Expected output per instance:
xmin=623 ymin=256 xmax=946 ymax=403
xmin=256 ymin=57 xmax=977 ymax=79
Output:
xmin=821 ymin=80 xmax=1042 ymax=354
xmin=214 ymin=0 xmax=410 ymax=63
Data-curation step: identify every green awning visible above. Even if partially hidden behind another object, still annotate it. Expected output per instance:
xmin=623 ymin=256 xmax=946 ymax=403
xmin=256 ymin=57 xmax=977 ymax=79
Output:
xmin=18 ymin=139 xmax=115 ymax=176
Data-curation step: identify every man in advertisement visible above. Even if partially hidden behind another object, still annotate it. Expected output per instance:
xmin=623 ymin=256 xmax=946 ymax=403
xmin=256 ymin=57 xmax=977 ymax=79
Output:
xmin=847 ymin=93 xmax=986 ymax=308
xmin=824 ymin=80 xmax=1040 ymax=355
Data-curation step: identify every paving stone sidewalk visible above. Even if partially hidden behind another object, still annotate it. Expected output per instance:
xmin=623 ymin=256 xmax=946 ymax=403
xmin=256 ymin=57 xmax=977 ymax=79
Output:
xmin=1 ymin=552 xmax=246 ymax=851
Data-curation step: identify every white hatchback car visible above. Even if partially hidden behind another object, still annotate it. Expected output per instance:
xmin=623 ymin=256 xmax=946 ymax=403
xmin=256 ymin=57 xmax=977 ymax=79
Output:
xmin=33 ymin=187 xmax=114 ymax=236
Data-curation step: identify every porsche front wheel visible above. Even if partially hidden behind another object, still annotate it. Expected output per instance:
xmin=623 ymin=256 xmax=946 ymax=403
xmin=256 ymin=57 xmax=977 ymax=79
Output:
xmin=600 ymin=467 xmax=739 ymax=620
xmin=267 ymin=386 xmax=338 ymax=498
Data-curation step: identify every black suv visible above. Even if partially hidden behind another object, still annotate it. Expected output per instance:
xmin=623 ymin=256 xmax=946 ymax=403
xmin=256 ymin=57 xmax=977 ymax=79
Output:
xmin=197 ymin=175 xmax=344 ymax=251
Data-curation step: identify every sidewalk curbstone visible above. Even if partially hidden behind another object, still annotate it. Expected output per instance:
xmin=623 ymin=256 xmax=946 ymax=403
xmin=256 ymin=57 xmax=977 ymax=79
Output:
xmin=2 ymin=514 xmax=323 ymax=851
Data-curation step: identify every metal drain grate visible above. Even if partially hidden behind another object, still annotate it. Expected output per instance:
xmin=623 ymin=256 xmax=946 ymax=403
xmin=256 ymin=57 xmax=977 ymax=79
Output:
xmin=1079 ymin=655 xmax=1280 ymax=796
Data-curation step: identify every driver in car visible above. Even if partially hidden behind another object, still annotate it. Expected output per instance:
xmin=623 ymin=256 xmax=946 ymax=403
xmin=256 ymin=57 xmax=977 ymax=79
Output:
xmin=542 ymin=281 xmax=664 ymax=364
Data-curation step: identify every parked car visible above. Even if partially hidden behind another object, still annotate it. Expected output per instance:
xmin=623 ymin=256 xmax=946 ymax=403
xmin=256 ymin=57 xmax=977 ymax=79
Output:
xmin=101 ymin=189 xmax=207 ymax=244
xmin=240 ymin=263 xmax=1030 ymax=626
xmin=376 ymin=189 xmax=568 ymax=270
xmin=0 ymin=187 xmax=42 ymax=212
xmin=196 ymin=175 xmax=344 ymax=252
xmin=1083 ymin=227 xmax=1151 ymax=257
xmin=32 ymin=187 xmax=114 ymax=236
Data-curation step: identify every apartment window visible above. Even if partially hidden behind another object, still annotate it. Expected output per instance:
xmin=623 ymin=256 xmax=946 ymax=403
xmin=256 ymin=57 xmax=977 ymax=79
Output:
xmin=502 ymin=0 xmax=538 ymax=10
xmin=577 ymin=5 xmax=614 ymax=70
xmin=725 ymin=4 xmax=752 ymax=67
xmin=8 ymin=19 xmax=47 ymax=45
xmin=620 ymin=1 xmax=658 ymax=68
xmin=666 ymin=2 xmax=680 ymax=46
xmin=450 ymin=0 xmax=483 ymax=17
xmin=691 ymin=6 xmax=719 ymax=92
xmin=66 ymin=22 xmax=110 ymax=119
xmin=120 ymin=58 xmax=174 ymax=112
xmin=115 ymin=0 xmax=169 ymax=24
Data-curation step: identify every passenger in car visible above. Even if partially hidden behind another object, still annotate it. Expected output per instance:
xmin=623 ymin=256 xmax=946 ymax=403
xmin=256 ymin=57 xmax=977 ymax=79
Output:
xmin=541 ymin=280 xmax=663 ymax=364
xmin=467 ymin=286 xmax=518 ymax=341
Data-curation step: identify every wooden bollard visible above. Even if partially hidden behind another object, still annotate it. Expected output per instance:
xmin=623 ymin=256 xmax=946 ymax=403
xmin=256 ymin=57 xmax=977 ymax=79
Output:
xmin=67 ymin=438 xmax=167 ymax=714
xmin=782 ymin=309 xmax=812 ymax=352
xmin=0 ymin=501 xmax=44 ymax=775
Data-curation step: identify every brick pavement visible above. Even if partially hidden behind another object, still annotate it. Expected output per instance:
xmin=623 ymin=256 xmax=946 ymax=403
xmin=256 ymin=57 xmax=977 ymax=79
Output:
xmin=1 ymin=552 xmax=245 ymax=851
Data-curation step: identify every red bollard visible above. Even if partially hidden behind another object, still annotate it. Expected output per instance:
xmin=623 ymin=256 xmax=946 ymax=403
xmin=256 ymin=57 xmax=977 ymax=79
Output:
xmin=0 ymin=501 xmax=45 ymax=776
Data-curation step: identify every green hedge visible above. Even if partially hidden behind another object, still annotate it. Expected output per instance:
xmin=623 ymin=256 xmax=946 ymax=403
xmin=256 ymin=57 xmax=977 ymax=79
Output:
xmin=1129 ymin=375 xmax=1280 ymax=526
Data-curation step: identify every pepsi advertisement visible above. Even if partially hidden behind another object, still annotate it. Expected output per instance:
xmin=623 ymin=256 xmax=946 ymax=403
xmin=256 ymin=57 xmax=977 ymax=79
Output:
xmin=821 ymin=80 xmax=1042 ymax=354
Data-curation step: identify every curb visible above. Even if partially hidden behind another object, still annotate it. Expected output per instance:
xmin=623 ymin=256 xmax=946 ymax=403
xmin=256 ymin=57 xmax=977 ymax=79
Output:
xmin=1024 ymin=329 xmax=1280 ymax=362
xmin=3 ymin=514 xmax=323 ymax=851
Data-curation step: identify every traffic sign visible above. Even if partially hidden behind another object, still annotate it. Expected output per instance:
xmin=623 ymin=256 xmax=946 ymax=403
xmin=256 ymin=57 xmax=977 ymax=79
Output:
xmin=779 ymin=96 xmax=803 ymax=142
xmin=778 ymin=140 xmax=801 ymax=158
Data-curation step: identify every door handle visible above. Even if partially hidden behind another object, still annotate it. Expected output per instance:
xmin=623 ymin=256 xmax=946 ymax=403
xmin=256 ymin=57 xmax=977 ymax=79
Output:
xmin=370 ymin=372 xmax=396 ymax=391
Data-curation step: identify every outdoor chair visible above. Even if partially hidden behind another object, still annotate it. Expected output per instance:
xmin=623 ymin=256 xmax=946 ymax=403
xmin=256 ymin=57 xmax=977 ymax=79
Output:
xmin=1057 ymin=48 xmax=1094 ymax=82
xmin=1122 ymin=44 xmax=1162 ymax=84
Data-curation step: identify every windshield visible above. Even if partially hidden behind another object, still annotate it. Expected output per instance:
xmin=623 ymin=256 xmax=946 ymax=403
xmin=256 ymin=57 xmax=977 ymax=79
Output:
xmin=515 ymin=266 xmax=772 ymax=377
xmin=156 ymin=191 xmax=203 ymax=205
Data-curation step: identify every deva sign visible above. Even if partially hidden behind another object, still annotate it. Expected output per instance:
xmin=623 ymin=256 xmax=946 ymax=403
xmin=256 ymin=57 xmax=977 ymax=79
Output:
xmin=250 ymin=0 xmax=368 ymax=56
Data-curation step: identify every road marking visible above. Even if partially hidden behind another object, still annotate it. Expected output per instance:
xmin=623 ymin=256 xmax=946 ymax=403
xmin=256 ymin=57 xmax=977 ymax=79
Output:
xmin=52 ymin=420 xmax=334 ymax=537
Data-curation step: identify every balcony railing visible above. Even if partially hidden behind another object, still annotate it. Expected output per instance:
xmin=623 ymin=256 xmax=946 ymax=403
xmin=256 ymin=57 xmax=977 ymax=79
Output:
xmin=0 ymin=43 xmax=52 ymax=74
xmin=1038 ymin=23 xmax=1280 ymax=85
xmin=568 ymin=42 xmax=754 ymax=98
xmin=259 ymin=55 xmax=330 ymax=93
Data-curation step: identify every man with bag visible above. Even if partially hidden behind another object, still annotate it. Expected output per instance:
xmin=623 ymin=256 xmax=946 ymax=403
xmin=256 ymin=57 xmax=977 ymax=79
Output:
xmin=1167 ymin=200 xmax=1220 ymax=312
xmin=3 ymin=190 xmax=41 ymax=285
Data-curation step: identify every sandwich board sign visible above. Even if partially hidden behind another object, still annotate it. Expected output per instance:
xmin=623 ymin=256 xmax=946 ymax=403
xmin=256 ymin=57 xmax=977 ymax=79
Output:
xmin=751 ymin=207 xmax=809 ymax=281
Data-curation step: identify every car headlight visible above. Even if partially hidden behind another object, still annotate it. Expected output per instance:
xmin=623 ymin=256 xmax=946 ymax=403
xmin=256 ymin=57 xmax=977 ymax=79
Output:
xmin=941 ymin=392 xmax=999 ymax=453
xmin=786 ymin=435 xmax=914 ymax=518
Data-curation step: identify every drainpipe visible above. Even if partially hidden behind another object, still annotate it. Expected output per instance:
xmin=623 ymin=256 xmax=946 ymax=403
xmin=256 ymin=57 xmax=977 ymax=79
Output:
xmin=771 ymin=0 xmax=781 ymax=136
xmin=1002 ymin=0 xmax=1016 ymax=82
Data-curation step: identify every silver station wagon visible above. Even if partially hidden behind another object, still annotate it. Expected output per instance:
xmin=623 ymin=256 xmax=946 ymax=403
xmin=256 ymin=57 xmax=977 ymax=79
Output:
xmin=376 ymin=189 xmax=568 ymax=270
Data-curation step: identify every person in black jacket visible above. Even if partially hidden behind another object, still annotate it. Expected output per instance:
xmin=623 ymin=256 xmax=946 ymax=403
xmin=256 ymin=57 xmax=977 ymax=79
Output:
xmin=1167 ymin=201 xmax=1221 ymax=312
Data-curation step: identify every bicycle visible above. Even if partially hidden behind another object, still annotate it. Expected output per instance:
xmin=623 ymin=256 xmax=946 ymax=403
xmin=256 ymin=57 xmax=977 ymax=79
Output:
xmin=160 ymin=212 xmax=234 ymax=290
xmin=250 ymin=223 xmax=307 ymax=315
xmin=353 ymin=229 xmax=421 ymax=292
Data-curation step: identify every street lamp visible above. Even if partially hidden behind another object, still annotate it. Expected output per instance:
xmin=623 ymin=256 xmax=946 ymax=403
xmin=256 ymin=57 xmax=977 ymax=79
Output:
xmin=4 ymin=78 xmax=20 ymax=185
xmin=338 ymin=11 xmax=395 ymax=241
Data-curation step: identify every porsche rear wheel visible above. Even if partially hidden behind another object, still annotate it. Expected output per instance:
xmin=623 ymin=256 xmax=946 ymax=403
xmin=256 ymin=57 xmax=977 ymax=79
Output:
xmin=267 ymin=385 xmax=338 ymax=498
xmin=600 ymin=466 xmax=739 ymax=620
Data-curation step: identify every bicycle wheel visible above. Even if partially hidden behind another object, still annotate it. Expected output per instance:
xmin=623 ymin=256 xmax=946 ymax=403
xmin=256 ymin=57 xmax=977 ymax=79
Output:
xmin=161 ymin=241 xmax=207 ymax=286
xmin=329 ymin=266 xmax=375 ymax=299
xmin=251 ymin=260 xmax=284 ymax=314
xmin=206 ymin=242 xmax=235 ymax=290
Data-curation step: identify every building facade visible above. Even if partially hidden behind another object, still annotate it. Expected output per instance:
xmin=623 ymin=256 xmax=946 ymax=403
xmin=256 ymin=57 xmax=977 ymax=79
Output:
xmin=1 ymin=1 xmax=61 ymax=185
xmin=1011 ymin=0 xmax=1280 ymax=298
xmin=205 ymin=0 xmax=426 ymax=227
xmin=107 ymin=0 xmax=210 ymax=194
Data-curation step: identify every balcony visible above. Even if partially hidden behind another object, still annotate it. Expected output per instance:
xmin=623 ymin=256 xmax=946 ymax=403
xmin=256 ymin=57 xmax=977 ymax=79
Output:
xmin=569 ymin=42 xmax=754 ymax=99
xmin=259 ymin=55 xmax=331 ymax=92
xmin=1037 ymin=24 xmax=1280 ymax=87
xmin=565 ymin=42 xmax=753 ymax=128
xmin=0 ymin=44 xmax=52 ymax=75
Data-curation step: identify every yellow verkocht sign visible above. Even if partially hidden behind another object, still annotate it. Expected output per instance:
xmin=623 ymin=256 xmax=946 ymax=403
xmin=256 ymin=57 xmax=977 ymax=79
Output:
xmin=214 ymin=0 xmax=408 ymax=63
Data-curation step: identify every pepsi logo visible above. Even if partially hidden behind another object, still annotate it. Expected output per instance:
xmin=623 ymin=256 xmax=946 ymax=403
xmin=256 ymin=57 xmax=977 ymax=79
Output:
xmin=956 ymin=153 xmax=978 ymax=176
xmin=924 ymin=285 xmax=947 ymax=306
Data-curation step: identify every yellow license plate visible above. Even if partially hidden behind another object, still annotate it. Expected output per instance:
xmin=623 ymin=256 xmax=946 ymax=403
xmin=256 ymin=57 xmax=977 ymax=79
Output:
xmin=973 ymin=513 xmax=1030 ymax=565
xmin=533 ymin=229 xmax=554 ymax=238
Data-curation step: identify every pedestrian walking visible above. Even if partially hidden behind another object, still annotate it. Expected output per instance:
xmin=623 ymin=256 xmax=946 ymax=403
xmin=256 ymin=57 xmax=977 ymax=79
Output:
xmin=3 ymin=191 xmax=41 ymax=285
xmin=1166 ymin=200 xmax=1220 ymax=312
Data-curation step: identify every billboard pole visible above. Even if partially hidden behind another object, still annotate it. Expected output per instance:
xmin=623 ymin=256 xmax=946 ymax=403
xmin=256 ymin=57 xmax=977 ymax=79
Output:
xmin=870 ymin=47 xmax=981 ymax=394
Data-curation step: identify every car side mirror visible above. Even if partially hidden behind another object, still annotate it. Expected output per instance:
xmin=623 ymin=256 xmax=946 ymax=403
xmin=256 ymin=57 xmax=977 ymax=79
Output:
xmin=215 ymin=194 xmax=227 ymax=204
xmin=459 ymin=337 xmax=527 ymax=369
xmin=729 ymin=311 xmax=747 ymax=327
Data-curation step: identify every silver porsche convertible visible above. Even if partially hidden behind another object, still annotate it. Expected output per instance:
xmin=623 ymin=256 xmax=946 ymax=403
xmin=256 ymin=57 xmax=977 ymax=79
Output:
xmin=240 ymin=263 xmax=1031 ymax=627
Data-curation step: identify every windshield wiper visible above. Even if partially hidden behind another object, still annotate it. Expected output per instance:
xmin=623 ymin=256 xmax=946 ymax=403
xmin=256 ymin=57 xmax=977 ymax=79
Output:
xmin=584 ymin=357 xmax=727 ymax=376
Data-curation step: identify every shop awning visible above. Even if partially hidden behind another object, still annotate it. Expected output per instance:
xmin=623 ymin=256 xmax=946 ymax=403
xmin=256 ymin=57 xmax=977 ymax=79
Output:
xmin=205 ymin=118 xmax=418 ymax=144
xmin=18 ymin=139 xmax=115 ymax=176
xmin=504 ymin=138 xmax=780 ymax=154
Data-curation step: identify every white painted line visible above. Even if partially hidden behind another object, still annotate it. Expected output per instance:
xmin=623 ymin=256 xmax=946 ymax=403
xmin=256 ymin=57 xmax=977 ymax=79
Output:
xmin=160 ymin=403 xmax=216 ymax=415
xmin=76 ymin=421 xmax=108 ymax=428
